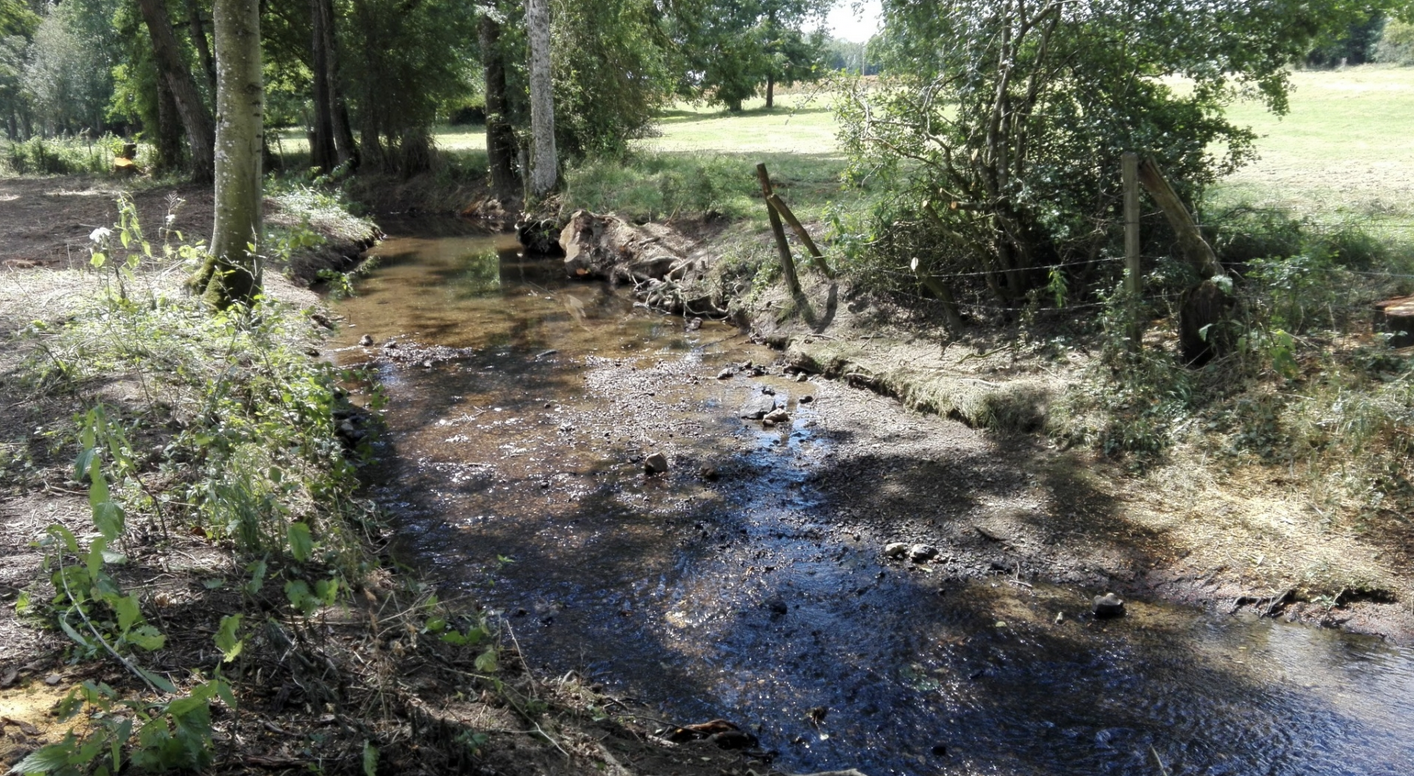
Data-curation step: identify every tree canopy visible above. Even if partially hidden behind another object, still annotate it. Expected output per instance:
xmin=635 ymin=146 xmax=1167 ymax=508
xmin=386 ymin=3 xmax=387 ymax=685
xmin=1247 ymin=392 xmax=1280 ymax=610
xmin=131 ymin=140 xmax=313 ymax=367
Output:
xmin=839 ymin=0 xmax=1383 ymax=306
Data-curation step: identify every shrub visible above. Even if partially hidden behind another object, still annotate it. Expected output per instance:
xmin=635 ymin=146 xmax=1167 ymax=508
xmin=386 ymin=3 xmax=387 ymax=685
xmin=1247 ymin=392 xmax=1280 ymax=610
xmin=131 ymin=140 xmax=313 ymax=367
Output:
xmin=1374 ymin=19 xmax=1414 ymax=65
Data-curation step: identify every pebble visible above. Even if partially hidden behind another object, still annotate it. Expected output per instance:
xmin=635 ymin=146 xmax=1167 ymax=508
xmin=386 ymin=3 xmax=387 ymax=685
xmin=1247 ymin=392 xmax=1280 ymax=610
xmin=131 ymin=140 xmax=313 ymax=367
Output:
xmin=359 ymin=334 xmax=374 ymax=346
xmin=44 ymin=673 xmax=61 ymax=686
xmin=884 ymin=542 xmax=909 ymax=558
xmin=908 ymin=544 xmax=939 ymax=562
xmin=717 ymin=368 xmax=734 ymax=380
xmin=644 ymin=452 xmax=669 ymax=473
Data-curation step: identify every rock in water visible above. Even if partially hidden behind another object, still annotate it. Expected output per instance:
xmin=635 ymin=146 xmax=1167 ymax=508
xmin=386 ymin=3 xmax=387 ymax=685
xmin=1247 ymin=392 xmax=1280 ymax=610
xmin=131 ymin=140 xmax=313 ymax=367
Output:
xmin=644 ymin=452 xmax=669 ymax=473
xmin=1092 ymin=592 xmax=1126 ymax=618
xmin=739 ymin=392 xmax=777 ymax=419
xmin=763 ymin=408 xmax=791 ymax=425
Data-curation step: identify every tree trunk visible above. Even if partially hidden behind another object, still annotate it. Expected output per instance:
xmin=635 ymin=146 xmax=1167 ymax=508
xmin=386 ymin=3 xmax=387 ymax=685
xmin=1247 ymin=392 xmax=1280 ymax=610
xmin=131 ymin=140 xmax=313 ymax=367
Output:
xmin=480 ymin=13 xmax=518 ymax=202
xmin=137 ymin=0 xmax=215 ymax=183
xmin=765 ymin=73 xmax=775 ymax=108
xmin=197 ymin=0 xmax=263 ymax=309
xmin=153 ymin=75 xmax=185 ymax=173
xmin=308 ymin=0 xmax=337 ymax=173
xmin=1136 ymin=156 xmax=1232 ymax=365
xmin=526 ymin=0 xmax=557 ymax=198
xmin=185 ymin=0 xmax=218 ymax=98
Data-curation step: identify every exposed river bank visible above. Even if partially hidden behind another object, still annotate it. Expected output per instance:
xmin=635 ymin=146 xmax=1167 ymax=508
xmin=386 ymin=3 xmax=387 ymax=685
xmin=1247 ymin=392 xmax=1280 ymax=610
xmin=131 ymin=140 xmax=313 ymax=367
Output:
xmin=332 ymin=223 xmax=1414 ymax=776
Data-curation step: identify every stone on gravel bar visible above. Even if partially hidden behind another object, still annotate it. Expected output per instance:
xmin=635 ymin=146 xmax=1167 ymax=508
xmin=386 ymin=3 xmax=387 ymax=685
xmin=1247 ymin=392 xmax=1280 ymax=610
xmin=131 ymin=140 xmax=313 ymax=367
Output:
xmin=644 ymin=452 xmax=669 ymax=473
xmin=1092 ymin=592 xmax=1126 ymax=618
xmin=717 ymin=367 xmax=734 ymax=380
xmin=358 ymin=334 xmax=374 ymax=346
xmin=884 ymin=542 xmax=909 ymax=558
xmin=739 ymin=393 xmax=777 ymax=419
xmin=908 ymin=544 xmax=939 ymax=562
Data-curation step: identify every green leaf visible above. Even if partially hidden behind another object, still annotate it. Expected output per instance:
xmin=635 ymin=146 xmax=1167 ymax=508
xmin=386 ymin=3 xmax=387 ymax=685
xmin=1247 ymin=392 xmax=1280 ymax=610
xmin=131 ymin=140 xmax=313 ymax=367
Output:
xmin=125 ymin=625 xmax=166 ymax=651
xmin=315 ymin=578 xmax=339 ymax=606
xmin=85 ymin=537 xmax=107 ymax=582
xmin=284 ymin=580 xmax=316 ymax=614
xmin=58 ymin=616 xmax=93 ymax=651
xmin=474 ymin=648 xmax=499 ymax=673
xmin=91 ymin=500 xmax=124 ymax=545
xmin=73 ymin=447 xmax=96 ymax=484
xmin=215 ymin=614 xmax=244 ymax=662
xmin=10 ymin=736 xmax=79 ymax=775
xmin=110 ymin=717 xmax=133 ymax=771
xmin=287 ymin=522 xmax=313 ymax=562
xmin=213 ymin=679 xmax=237 ymax=711
xmin=244 ymin=559 xmax=267 ymax=595
xmin=113 ymin=592 xmax=141 ymax=633
xmin=165 ymin=694 xmax=207 ymax=719
xmin=362 ymin=741 xmax=378 ymax=776
xmin=137 ymin=668 xmax=178 ymax=694
xmin=47 ymin=524 xmax=79 ymax=554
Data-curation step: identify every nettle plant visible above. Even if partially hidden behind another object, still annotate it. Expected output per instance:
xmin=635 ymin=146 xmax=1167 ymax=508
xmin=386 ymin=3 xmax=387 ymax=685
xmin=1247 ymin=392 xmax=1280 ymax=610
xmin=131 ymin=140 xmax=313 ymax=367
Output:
xmin=14 ymin=408 xmax=243 ymax=776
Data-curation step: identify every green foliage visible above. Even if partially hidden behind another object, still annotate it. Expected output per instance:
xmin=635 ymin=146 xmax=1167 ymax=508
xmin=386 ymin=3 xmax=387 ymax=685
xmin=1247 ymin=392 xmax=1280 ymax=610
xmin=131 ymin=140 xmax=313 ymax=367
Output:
xmin=2 ymin=135 xmax=112 ymax=175
xmin=17 ymin=0 xmax=119 ymax=136
xmin=9 ymin=678 xmax=232 ymax=775
xmin=549 ymin=0 xmax=673 ymax=160
xmin=343 ymin=0 xmax=479 ymax=173
xmin=1375 ymin=17 xmax=1414 ymax=63
xmin=840 ymin=0 xmax=1373 ymax=305
xmin=668 ymin=0 xmax=831 ymax=110
xmin=563 ymin=152 xmax=756 ymax=220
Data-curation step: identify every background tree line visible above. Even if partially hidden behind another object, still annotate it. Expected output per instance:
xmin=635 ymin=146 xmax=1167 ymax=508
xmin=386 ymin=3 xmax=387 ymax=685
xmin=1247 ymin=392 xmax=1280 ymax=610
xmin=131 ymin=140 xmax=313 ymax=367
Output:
xmin=0 ymin=0 xmax=848 ymax=186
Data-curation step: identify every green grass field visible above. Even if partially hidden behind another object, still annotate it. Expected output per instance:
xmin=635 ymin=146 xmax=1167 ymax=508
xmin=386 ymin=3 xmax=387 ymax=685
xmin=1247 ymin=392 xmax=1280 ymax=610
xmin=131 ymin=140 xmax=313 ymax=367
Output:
xmin=1217 ymin=65 xmax=1414 ymax=226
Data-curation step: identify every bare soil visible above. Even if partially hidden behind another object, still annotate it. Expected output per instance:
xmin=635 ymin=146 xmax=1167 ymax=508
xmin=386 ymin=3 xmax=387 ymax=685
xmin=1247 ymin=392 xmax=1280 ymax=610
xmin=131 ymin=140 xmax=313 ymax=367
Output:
xmin=745 ymin=269 xmax=1414 ymax=644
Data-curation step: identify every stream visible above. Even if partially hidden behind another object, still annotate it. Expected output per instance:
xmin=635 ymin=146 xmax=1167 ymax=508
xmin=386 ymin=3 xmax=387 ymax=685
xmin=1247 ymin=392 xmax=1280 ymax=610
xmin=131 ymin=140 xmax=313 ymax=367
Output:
xmin=333 ymin=223 xmax=1414 ymax=776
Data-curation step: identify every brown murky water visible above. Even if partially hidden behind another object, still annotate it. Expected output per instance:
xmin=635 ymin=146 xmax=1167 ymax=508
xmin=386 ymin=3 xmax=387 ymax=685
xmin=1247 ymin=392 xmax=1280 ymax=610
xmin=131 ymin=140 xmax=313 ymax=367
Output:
xmin=335 ymin=222 xmax=1414 ymax=776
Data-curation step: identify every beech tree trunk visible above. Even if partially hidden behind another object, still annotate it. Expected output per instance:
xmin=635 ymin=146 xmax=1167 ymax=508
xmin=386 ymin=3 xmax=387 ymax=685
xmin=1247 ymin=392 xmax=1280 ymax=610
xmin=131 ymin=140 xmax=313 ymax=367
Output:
xmin=137 ymin=0 xmax=215 ymax=183
xmin=526 ymin=0 xmax=557 ymax=198
xmin=480 ymin=13 xmax=518 ymax=202
xmin=196 ymin=0 xmax=263 ymax=309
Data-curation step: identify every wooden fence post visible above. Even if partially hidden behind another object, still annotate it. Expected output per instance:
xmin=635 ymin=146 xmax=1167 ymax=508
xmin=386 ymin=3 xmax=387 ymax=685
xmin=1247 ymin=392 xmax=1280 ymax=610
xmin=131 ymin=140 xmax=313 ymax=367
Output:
xmin=1122 ymin=152 xmax=1142 ymax=348
xmin=765 ymin=193 xmax=834 ymax=279
xmin=756 ymin=163 xmax=801 ymax=296
xmin=1135 ymin=156 xmax=1232 ymax=364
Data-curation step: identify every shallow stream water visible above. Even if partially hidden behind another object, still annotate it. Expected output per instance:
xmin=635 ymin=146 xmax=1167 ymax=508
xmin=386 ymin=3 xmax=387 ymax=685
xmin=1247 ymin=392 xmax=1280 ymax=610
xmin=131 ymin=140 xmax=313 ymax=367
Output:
xmin=334 ymin=223 xmax=1414 ymax=776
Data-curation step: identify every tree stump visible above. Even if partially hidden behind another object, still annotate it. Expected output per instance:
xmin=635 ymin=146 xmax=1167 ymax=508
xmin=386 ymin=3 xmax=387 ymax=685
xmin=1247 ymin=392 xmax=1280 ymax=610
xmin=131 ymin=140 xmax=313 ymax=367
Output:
xmin=1375 ymin=295 xmax=1414 ymax=347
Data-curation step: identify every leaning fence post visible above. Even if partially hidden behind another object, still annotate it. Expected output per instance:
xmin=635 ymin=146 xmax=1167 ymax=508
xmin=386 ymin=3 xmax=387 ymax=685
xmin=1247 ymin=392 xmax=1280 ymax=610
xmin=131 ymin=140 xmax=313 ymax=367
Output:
xmin=1122 ymin=152 xmax=1142 ymax=348
xmin=756 ymin=162 xmax=801 ymax=296
xmin=765 ymin=193 xmax=834 ymax=279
